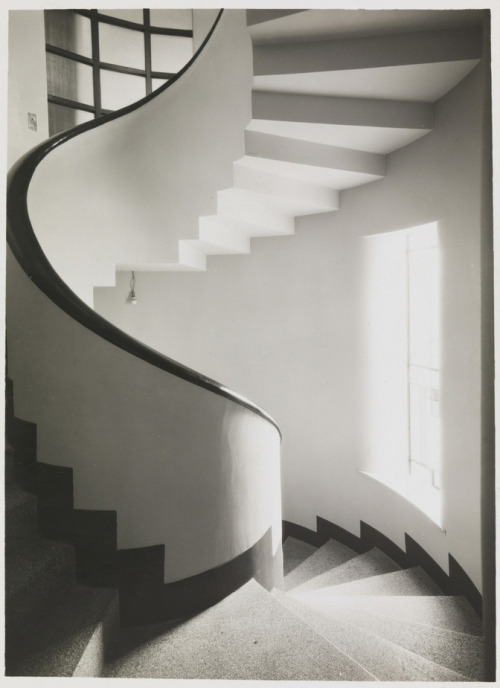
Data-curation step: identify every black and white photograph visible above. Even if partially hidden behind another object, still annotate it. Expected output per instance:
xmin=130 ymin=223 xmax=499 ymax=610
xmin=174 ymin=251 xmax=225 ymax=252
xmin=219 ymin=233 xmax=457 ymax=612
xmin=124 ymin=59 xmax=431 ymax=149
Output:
xmin=2 ymin=0 xmax=496 ymax=682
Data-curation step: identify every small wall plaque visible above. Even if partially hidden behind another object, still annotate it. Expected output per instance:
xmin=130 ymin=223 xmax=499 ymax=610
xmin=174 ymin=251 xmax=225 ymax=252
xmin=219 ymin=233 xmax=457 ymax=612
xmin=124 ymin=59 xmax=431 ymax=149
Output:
xmin=28 ymin=112 xmax=37 ymax=131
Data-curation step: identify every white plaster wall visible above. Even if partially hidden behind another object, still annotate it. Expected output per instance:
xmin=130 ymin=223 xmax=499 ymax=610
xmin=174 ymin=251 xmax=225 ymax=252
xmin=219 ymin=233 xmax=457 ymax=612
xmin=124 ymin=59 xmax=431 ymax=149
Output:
xmin=95 ymin=62 xmax=488 ymax=590
xmin=8 ymin=11 xmax=49 ymax=168
xmin=26 ymin=9 xmax=252 ymax=304
xmin=7 ymin=246 xmax=282 ymax=582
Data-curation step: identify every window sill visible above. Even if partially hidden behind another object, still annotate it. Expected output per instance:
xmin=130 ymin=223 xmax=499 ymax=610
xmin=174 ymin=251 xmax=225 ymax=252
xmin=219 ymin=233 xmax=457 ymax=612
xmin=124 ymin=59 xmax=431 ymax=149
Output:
xmin=358 ymin=470 xmax=445 ymax=531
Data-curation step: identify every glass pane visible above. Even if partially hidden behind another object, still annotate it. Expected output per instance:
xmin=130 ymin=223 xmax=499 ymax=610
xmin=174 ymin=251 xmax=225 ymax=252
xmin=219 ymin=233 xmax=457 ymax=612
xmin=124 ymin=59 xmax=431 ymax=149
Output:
xmin=150 ymin=9 xmax=192 ymax=30
xmin=99 ymin=22 xmax=145 ymax=70
xmin=151 ymin=34 xmax=193 ymax=73
xmin=100 ymin=69 xmax=146 ymax=110
xmin=46 ymin=52 xmax=94 ymax=106
xmin=44 ymin=10 xmax=92 ymax=58
xmin=152 ymin=78 xmax=170 ymax=92
xmin=99 ymin=9 xmax=144 ymax=23
xmin=48 ymin=103 xmax=93 ymax=136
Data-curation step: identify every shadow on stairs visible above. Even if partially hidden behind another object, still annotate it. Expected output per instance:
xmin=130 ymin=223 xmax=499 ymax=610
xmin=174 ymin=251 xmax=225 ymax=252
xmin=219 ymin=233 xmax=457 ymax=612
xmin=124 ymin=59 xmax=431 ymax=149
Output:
xmin=103 ymin=536 xmax=484 ymax=681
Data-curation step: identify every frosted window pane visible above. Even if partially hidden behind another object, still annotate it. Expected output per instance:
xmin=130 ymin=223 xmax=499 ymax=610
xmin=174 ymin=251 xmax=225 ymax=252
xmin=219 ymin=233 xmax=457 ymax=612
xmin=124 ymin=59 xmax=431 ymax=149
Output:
xmin=151 ymin=34 xmax=193 ymax=73
xmin=46 ymin=53 xmax=94 ymax=105
xmin=99 ymin=10 xmax=144 ymax=23
xmin=100 ymin=69 xmax=146 ymax=110
xmin=99 ymin=23 xmax=145 ymax=69
xmin=152 ymin=78 xmax=170 ymax=92
xmin=150 ymin=9 xmax=192 ymax=30
xmin=45 ymin=10 xmax=92 ymax=58
xmin=48 ymin=103 xmax=93 ymax=136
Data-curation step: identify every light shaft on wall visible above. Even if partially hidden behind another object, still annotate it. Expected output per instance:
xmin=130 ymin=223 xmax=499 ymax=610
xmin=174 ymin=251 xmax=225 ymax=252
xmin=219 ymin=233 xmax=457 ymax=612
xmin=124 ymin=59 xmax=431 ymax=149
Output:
xmin=129 ymin=271 xmax=138 ymax=305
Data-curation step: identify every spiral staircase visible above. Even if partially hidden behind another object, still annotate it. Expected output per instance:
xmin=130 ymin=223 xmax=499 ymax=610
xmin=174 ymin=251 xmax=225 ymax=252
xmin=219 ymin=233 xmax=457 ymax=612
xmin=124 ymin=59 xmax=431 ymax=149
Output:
xmin=5 ymin=8 xmax=490 ymax=680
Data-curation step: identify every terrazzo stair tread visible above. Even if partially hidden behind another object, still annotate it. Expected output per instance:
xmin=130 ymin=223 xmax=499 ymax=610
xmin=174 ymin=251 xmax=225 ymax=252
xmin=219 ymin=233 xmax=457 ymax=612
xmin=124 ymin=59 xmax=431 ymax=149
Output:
xmin=104 ymin=579 xmax=374 ymax=680
xmin=5 ymin=485 xmax=38 ymax=550
xmin=6 ymin=585 xmax=119 ymax=677
xmin=291 ymin=546 xmax=400 ymax=594
xmin=302 ymin=593 xmax=483 ymax=636
xmin=279 ymin=595 xmax=469 ymax=682
xmin=316 ymin=604 xmax=485 ymax=680
xmin=282 ymin=537 xmax=317 ymax=576
xmin=284 ymin=538 xmax=357 ymax=591
xmin=295 ymin=565 xmax=443 ymax=599
xmin=6 ymin=536 xmax=76 ymax=641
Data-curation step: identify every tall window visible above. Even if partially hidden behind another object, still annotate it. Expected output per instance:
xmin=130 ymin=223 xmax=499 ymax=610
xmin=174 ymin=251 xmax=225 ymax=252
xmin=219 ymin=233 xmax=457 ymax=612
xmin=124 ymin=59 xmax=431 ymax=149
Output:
xmin=364 ymin=222 xmax=441 ymax=520
xmin=408 ymin=229 xmax=440 ymax=489
xmin=44 ymin=9 xmax=194 ymax=136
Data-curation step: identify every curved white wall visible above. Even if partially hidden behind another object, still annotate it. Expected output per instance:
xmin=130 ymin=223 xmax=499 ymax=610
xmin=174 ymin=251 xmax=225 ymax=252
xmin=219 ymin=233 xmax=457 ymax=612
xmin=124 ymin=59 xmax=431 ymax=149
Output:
xmin=7 ymin=246 xmax=281 ymax=582
xmin=26 ymin=10 xmax=253 ymax=304
xmin=95 ymin=60 xmax=489 ymax=590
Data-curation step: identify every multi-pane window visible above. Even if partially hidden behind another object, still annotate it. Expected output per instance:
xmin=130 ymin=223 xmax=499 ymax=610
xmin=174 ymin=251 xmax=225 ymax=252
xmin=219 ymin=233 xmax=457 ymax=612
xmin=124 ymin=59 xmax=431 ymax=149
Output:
xmin=44 ymin=9 xmax=194 ymax=136
xmin=407 ymin=228 xmax=440 ymax=489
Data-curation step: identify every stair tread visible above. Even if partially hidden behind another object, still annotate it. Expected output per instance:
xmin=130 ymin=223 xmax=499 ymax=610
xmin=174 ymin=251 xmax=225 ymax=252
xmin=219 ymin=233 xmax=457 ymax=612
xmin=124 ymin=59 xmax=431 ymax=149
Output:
xmin=282 ymin=537 xmax=317 ymax=576
xmin=291 ymin=546 xmax=400 ymax=594
xmin=280 ymin=595 xmax=471 ymax=681
xmin=303 ymin=593 xmax=483 ymax=635
xmin=285 ymin=538 xmax=357 ymax=591
xmin=7 ymin=585 xmax=119 ymax=677
xmin=105 ymin=579 xmax=374 ymax=680
xmin=312 ymin=602 xmax=485 ymax=680
xmin=296 ymin=565 xmax=443 ymax=598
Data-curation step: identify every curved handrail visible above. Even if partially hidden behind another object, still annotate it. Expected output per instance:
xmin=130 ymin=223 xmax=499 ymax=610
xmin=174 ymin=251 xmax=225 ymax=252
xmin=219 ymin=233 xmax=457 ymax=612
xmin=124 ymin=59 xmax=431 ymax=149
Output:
xmin=7 ymin=9 xmax=282 ymax=441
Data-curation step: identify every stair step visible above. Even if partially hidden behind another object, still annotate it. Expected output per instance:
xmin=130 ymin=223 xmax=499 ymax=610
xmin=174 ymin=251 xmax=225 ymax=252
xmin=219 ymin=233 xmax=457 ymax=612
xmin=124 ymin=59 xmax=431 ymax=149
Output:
xmin=5 ymin=485 xmax=38 ymax=550
xmin=105 ymin=579 xmax=374 ymax=680
xmin=245 ymin=130 xmax=386 ymax=176
xmin=252 ymin=91 xmax=433 ymax=132
xmin=285 ymin=538 xmax=357 ymax=591
xmin=316 ymin=603 xmax=485 ymax=680
xmin=291 ymin=547 xmax=400 ymax=594
xmin=252 ymin=27 xmax=481 ymax=79
xmin=233 ymin=159 xmax=340 ymax=208
xmin=297 ymin=565 xmax=443 ymax=599
xmin=282 ymin=537 xmax=317 ymax=576
xmin=247 ymin=118 xmax=431 ymax=156
xmin=6 ymin=585 xmax=119 ymax=677
xmin=5 ymin=443 xmax=17 ymax=484
xmin=217 ymin=188 xmax=330 ymax=235
xmin=280 ymin=595 xmax=469 ymax=681
xmin=305 ymin=594 xmax=483 ymax=635
xmin=246 ymin=9 xmax=305 ymax=28
xmin=6 ymin=537 xmax=76 ymax=644
xmin=236 ymin=154 xmax=383 ymax=192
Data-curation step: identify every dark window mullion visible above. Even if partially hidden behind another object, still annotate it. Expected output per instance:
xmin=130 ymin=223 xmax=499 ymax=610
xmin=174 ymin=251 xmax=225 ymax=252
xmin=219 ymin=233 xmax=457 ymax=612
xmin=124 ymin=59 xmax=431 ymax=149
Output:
xmin=46 ymin=43 xmax=94 ymax=66
xmin=48 ymin=94 xmax=96 ymax=114
xmin=99 ymin=61 xmax=147 ymax=77
xmin=90 ymin=10 xmax=102 ymax=117
xmin=144 ymin=9 xmax=152 ymax=95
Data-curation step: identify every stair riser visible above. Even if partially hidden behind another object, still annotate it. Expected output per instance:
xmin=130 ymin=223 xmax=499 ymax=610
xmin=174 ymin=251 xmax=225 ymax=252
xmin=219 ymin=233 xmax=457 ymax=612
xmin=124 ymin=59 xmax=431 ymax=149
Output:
xmin=217 ymin=192 xmax=295 ymax=235
xmin=244 ymin=130 xmax=386 ymax=177
xmin=5 ymin=498 xmax=38 ymax=551
xmin=252 ymin=28 xmax=482 ymax=76
xmin=6 ymin=551 xmax=76 ymax=648
xmin=233 ymin=163 xmax=340 ymax=208
xmin=252 ymin=91 xmax=434 ymax=131
xmin=5 ymin=446 xmax=17 ymax=485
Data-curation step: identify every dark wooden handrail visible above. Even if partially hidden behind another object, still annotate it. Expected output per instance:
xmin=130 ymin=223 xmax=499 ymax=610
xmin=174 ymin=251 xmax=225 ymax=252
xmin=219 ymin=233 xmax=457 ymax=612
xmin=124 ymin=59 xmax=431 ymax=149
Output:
xmin=7 ymin=8 xmax=282 ymax=441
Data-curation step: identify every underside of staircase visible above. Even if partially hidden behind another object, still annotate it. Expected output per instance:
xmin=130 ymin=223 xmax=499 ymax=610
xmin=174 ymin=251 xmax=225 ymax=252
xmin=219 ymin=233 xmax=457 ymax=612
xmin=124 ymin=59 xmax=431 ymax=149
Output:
xmin=108 ymin=8 xmax=481 ymax=283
